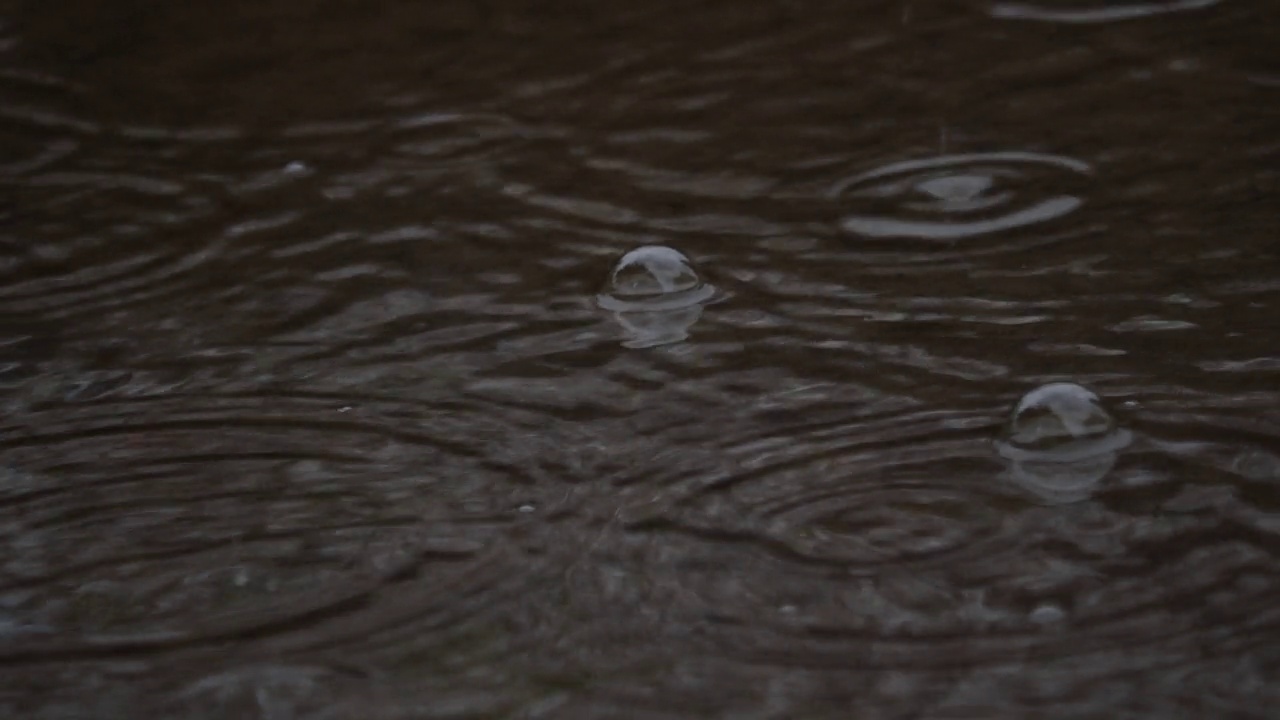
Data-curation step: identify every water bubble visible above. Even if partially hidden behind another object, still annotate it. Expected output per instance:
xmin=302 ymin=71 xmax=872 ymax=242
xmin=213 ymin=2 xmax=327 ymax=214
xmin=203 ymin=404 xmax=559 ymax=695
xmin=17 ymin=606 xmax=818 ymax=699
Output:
xmin=995 ymin=382 xmax=1134 ymax=504
xmin=989 ymin=0 xmax=1220 ymax=24
xmin=833 ymin=152 xmax=1091 ymax=240
xmin=1003 ymin=382 xmax=1117 ymax=450
xmin=596 ymin=245 xmax=717 ymax=348
xmin=1030 ymin=603 xmax=1067 ymax=625
xmin=598 ymin=245 xmax=714 ymax=310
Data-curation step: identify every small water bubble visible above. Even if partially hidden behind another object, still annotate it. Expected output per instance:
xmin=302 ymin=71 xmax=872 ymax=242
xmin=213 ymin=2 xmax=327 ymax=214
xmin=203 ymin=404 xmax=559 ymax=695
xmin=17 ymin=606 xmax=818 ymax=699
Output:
xmin=596 ymin=245 xmax=718 ymax=348
xmin=283 ymin=161 xmax=309 ymax=175
xmin=1030 ymin=604 xmax=1066 ymax=625
xmin=518 ymin=504 xmax=536 ymax=514
xmin=995 ymin=382 xmax=1134 ymax=504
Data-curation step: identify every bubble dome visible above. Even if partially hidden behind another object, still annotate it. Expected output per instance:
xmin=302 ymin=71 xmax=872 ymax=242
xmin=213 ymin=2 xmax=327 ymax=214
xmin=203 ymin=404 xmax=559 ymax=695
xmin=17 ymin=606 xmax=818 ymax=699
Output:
xmin=596 ymin=245 xmax=716 ymax=313
xmin=999 ymin=382 xmax=1130 ymax=454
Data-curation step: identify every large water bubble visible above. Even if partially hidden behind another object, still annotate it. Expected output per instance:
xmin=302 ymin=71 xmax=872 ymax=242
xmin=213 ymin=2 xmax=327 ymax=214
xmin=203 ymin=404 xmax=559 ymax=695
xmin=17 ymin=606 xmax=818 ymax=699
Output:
xmin=597 ymin=245 xmax=715 ymax=311
xmin=1001 ymin=382 xmax=1119 ymax=451
xmin=596 ymin=245 xmax=717 ymax=348
xmin=995 ymin=382 xmax=1133 ymax=504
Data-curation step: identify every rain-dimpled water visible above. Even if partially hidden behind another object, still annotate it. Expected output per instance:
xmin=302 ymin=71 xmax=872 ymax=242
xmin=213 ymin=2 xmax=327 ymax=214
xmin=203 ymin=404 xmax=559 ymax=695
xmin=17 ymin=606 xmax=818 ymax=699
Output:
xmin=1 ymin=0 xmax=1277 ymax=717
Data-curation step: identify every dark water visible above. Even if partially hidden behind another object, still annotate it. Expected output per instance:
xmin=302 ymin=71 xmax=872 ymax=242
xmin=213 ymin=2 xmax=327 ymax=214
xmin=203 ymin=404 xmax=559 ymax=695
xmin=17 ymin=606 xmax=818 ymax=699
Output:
xmin=2 ymin=0 xmax=1279 ymax=717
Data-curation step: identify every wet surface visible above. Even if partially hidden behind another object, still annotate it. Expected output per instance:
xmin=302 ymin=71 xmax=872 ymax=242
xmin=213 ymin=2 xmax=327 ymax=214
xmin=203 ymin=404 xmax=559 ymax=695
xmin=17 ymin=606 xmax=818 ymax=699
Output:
xmin=1 ymin=0 xmax=1278 ymax=717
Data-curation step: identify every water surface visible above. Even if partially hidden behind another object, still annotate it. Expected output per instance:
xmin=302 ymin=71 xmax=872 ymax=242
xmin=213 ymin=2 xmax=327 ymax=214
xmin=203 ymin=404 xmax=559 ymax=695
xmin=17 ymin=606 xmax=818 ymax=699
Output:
xmin=2 ymin=0 xmax=1278 ymax=717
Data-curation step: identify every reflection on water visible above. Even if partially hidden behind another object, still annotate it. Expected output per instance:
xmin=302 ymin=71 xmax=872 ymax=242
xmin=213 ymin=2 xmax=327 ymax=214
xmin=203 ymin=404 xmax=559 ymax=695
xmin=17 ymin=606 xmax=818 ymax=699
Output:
xmin=2 ymin=0 xmax=1279 ymax=717
xmin=991 ymin=0 xmax=1223 ymax=24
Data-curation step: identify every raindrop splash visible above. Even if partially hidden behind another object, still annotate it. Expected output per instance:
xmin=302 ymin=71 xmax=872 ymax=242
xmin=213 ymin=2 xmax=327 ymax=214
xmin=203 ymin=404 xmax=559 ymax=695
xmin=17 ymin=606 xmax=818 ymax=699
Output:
xmin=833 ymin=152 xmax=1091 ymax=240
xmin=596 ymin=245 xmax=717 ymax=348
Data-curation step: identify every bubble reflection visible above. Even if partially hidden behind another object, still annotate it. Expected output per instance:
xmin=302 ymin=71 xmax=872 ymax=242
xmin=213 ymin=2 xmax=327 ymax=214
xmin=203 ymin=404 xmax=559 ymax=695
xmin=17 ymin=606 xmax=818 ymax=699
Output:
xmin=995 ymin=382 xmax=1134 ymax=504
xmin=597 ymin=245 xmax=717 ymax=348
xmin=834 ymin=152 xmax=1091 ymax=240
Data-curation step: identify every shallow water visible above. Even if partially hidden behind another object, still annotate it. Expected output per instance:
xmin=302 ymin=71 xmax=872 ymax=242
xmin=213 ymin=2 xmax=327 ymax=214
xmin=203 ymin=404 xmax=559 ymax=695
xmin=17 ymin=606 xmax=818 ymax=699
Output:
xmin=2 ymin=0 xmax=1278 ymax=717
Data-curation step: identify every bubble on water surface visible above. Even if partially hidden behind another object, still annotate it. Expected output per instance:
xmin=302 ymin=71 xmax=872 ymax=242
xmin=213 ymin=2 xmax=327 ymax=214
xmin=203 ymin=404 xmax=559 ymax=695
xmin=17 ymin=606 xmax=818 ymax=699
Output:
xmin=1002 ymin=383 xmax=1118 ymax=451
xmin=597 ymin=245 xmax=717 ymax=348
xmin=598 ymin=245 xmax=715 ymax=311
xmin=989 ymin=0 xmax=1221 ymax=23
xmin=833 ymin=152 xmax=1091 ymax=240
xmin=995 ymin=382 xmax=1134 ymax=504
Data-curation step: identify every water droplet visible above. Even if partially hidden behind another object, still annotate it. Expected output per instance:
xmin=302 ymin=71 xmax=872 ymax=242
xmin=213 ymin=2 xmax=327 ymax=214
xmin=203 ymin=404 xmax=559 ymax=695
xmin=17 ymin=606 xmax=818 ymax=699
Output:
xmin=989 ymin=0 xmax=1220 ymax=24
xmin=834 ymin=152 xmax=1090 ymax=240
xmin=995 ymin=382 xmax=1134 ymax=504
xmin=596 ymin=245 xmax=718 ymax=348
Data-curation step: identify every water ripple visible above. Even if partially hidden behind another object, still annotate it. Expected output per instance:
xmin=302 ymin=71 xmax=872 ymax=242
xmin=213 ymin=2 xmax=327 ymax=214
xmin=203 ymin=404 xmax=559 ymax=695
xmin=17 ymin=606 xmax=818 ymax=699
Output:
xmin=990 ymin=0 xmax=1223 ymax=24
xmin=833 ymin=151 xmax=1092 ymax=241
xmin=0 ymin=388 xmax=569 ymax=676
xmin=619 ymin=406 xmax=1004 ymax=566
